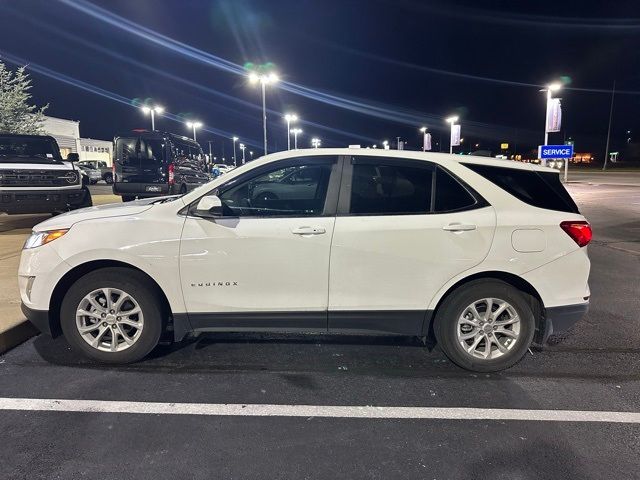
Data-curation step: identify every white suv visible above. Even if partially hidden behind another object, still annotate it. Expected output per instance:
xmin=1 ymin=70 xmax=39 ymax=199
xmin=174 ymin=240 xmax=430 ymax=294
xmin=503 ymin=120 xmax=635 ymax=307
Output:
xmin=19 ymin=149 xmax=591 ymax=371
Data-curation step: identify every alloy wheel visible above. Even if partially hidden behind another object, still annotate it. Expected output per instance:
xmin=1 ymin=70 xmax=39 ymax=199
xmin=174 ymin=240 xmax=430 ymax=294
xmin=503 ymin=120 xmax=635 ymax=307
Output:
xmin=75 ymin=288 xmax=144 ymax=352
xmin=456 ymin=297 xmax=521 ymax=360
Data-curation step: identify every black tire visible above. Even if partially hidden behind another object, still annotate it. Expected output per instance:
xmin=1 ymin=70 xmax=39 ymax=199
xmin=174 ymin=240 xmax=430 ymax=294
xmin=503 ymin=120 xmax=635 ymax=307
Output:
xmin=434 ymin=280 xmax=535 ymax=372
xmin=104 ymin=173 xmax=114 ymax=184
xmin=71 ymin=187 xmax=92 ymax=210
xmin=60 ymin=268 xmax=165 ymax=363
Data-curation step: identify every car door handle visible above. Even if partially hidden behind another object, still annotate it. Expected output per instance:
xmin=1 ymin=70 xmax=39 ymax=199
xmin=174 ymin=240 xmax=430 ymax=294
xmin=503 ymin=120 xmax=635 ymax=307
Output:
xmin=291 ymin=226 xmax=326 ymax=235
xmin=442 ymin=223 xmax=477 ymax=232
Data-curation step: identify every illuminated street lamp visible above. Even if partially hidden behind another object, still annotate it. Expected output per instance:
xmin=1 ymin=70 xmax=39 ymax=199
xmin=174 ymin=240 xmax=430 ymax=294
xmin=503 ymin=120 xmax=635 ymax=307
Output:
xmin=232 ymin=136 xmax=239 ymax=167
xmin=284 ymin=113 xmax=298 ymax=150
xmin=541 ymin=82 xmax=562 ymax=146
xmin=419 ymin=126 xmax=428 ymax=152
xmin=445 ymin=115 xmax=459 ymax=154
xmin=250 ymin=150 xmax=254 ymax=160
xmin=290 ymin=128 xmax=302 ymax=149
xmin=249 ymin=71 xmax=279 ymax=154
xmin=382 ymin=140 xmax=389 ymax=150
xmin=141 ymin=105 xmax=164 ymax=131
xmin=239 ymin=143 xmax=246 ymax=164
xmin=311 ymin=137 xmax=321 ymax=148
xmin=186 ymin=121 xmax=202 ymax=141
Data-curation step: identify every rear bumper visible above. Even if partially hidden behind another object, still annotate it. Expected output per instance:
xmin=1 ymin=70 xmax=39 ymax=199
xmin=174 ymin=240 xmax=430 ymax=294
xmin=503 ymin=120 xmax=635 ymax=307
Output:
xmin=113 ymin=182 xmax=170 ymax=198
xmin=541 ymin=302 xmax=589 ymax=343
xmin=0 ymin=188 xmax=87 ymax=214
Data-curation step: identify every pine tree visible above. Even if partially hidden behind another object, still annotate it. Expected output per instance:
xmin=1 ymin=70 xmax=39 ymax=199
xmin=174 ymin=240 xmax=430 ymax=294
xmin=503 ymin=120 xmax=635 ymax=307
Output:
xmin=0 ymin=61 xmax=48 ymax=135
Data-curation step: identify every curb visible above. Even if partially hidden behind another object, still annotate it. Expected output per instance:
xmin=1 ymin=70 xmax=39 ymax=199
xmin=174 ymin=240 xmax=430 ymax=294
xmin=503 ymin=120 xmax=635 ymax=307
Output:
xmin=0 ymin=320 xmax=38 ymax=355
xmin=566 ymin=181 xmax=640 ymax=187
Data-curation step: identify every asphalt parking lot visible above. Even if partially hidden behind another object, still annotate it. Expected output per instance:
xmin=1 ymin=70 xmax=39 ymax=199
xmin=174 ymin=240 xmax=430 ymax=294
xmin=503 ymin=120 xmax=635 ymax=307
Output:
xmin=1 ymin=179 xmax=639 ymax=480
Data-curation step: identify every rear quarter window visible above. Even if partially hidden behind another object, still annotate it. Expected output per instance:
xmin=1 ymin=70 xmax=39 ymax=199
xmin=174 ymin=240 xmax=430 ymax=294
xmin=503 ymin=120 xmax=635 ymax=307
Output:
xmin=463 ymin=163 xmax=579 ymax=214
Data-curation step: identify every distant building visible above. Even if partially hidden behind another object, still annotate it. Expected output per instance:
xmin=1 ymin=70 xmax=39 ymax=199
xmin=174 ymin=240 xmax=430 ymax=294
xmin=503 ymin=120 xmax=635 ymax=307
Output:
xmin=571 ymin=153 xmax=594 ymax=164
xmin=42 ymin=115 xmax=113 ymax=166
xmin=79 ymin=138 xmax=112 ymax=166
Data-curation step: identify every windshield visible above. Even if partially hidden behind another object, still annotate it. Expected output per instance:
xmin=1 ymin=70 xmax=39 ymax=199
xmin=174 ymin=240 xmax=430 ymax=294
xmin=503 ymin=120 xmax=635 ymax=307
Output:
xmin=0 ymin=136 xmax=62 ymax=162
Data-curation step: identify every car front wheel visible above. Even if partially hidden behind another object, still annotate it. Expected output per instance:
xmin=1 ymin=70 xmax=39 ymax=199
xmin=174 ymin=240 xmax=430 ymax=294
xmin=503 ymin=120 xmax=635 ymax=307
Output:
xmin=60 ymin=268 xmax=164 ymax=363
xmin=434 ymin=280 xmax=535 ymax=372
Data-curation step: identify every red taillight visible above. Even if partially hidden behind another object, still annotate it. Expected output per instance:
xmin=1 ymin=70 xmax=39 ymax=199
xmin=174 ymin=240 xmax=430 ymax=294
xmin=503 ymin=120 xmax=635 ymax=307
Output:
xmin=560 ymin=221 xmax=592 ymax=247
xmin=168 ymin=163 xmax=175 ymax=185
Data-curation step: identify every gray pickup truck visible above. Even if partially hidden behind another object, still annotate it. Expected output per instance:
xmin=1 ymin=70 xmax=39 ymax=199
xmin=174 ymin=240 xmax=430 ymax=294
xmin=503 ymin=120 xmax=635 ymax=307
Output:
xmin=77 ymin=159 xmax=113 ymax=184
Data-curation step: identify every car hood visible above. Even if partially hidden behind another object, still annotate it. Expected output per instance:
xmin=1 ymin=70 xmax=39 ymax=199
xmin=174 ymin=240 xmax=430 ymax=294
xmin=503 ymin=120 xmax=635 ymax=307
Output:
xmin=33 ymin=198 xmax=163 ymax=232
xmin=0 ymin=159 xmax=72 ymax=169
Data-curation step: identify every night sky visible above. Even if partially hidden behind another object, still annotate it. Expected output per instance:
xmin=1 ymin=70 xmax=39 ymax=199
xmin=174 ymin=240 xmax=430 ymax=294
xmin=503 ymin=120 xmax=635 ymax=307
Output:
xmin=1 ymin=0 xmax=639 ymax=160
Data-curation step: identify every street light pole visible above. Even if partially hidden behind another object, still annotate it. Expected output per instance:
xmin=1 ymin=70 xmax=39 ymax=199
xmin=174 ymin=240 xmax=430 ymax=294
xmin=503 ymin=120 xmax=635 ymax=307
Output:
xmin=445 ymin=116 xmax=459 ymax=154
xmin=291 ymin=128 xmax=302 ymax=149
xmin=311 ymin=137 xmax=321 ymax=148
xmin=249 ymin=71 xmax=279 ymax=155
xmin=141 ymin=105 xmax=164 ymax=131
xmin=284 ymin=113 xmax=298 ymax=151
xmin=261 ymin=81 xmax=267 ymax=154
xmin=603 ymin=80 xmax=616 ymax=172
xmin=232 ymin=136 xmax=238 ymax=167
xmin=419 ymin=126 xmax=428 ymax=152
xmin=186 ymin=121 xmax=202 ymax=141
xmin=239 ymin=143 xmax=246 ymax=164
xmin=542 ymin=82 xmax=562 ymax=146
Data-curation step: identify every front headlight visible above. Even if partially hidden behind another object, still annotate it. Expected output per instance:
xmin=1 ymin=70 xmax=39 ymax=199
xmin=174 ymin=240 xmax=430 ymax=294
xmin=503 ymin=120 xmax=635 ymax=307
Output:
xmin=23 ymin=229 xmax=69 ymax=249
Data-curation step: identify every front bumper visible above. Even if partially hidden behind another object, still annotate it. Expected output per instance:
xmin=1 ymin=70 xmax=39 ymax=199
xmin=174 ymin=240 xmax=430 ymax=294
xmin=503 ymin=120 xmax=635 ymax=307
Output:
xmin=0 ymin=188 xmax=87 ymax=214
xmin=21 ymin=303 xmax=58 ymax=337
xmin=541 ymin=302 xmax=589 ymax=343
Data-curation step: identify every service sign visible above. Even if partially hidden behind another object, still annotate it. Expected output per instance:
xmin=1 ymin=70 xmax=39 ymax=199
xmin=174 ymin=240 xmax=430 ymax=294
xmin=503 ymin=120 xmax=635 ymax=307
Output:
xmin=538 ymin=144 xmax=574 ymax=159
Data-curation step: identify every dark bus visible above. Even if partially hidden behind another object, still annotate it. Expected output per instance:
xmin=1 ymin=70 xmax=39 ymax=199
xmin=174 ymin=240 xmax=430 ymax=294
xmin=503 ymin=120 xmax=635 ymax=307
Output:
xmin=113 ymin=131 xmax=210 ymax=201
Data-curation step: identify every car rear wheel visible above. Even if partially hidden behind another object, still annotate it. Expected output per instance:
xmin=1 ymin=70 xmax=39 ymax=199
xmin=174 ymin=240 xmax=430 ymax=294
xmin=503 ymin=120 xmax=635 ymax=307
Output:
xmin=60 ymin=268 xmax=164 ymax=363
xmin=104 ymin=173 xmax=113 ymax=184
xmin=434 ymin=280 xmax=535 ymax=372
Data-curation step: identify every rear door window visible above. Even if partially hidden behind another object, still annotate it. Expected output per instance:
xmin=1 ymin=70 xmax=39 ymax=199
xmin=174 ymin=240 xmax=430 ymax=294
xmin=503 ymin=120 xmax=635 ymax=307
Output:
xmin=116 ymin=137 xmax=138 ymax=166
xmin=139 ymin=138 xmax=165 ymax=166
xmin=463 ymin=163 xmax=579 ymax=213
xmin=350 ymin=162 xmax=433 ymax=215
xmin=434 ymin=166 xmax=478 ymax=212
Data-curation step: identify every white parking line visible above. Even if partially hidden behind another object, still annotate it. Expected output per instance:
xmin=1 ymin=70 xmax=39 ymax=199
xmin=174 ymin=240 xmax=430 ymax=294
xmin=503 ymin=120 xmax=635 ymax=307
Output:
xmin=1 ymin=397 xmax=640 ymax=423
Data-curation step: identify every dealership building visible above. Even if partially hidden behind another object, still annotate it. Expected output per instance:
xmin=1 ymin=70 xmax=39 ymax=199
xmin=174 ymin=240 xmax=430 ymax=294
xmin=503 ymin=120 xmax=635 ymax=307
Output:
xmin=42 ymin=116 xmax=113 ymax=166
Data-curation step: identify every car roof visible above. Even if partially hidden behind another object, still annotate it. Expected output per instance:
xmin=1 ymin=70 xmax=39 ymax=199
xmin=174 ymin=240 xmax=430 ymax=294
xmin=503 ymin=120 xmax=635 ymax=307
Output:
xmin=0 ymin=133 xmax=59 ymax=142
xmin=114 ymin=131 xmax=200 ymax=146
xmin=252 ymin=148 xmax=556 ymax=173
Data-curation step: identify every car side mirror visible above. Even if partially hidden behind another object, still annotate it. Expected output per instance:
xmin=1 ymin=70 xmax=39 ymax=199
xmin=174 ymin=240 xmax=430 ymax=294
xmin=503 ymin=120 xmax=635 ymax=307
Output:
xmin=67 ymin=153 xmax=80 ymax=162
xmin=195 ymin=194 xmax=223 ymax=217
